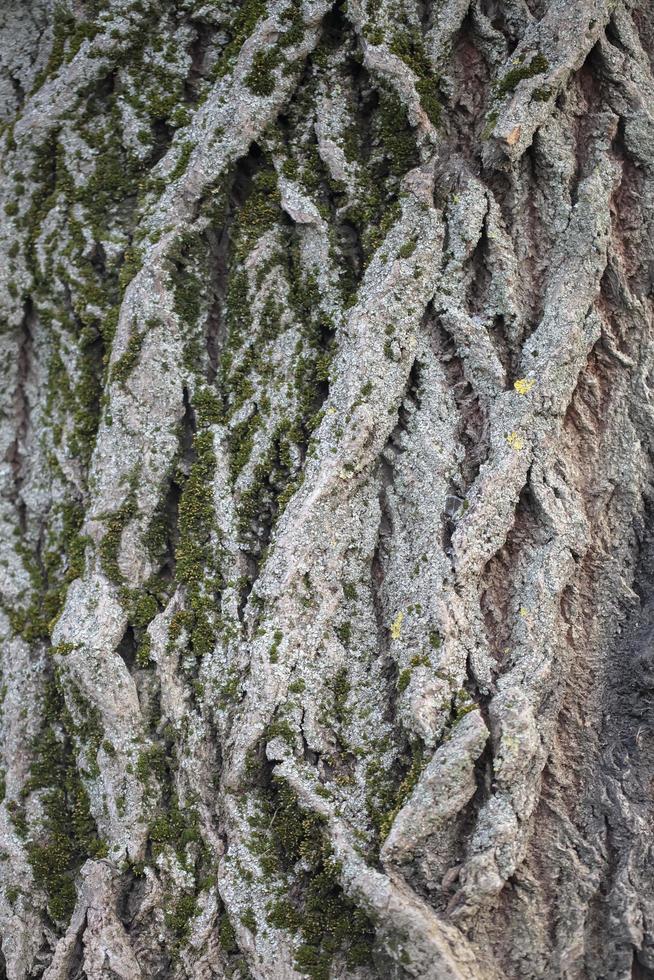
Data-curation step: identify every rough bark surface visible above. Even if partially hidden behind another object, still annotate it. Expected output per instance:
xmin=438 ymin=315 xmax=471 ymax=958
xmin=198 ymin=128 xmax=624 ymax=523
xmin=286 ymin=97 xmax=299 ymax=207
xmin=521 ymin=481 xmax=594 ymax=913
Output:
xmin=1 ymin=0 xmax=654 ymax=978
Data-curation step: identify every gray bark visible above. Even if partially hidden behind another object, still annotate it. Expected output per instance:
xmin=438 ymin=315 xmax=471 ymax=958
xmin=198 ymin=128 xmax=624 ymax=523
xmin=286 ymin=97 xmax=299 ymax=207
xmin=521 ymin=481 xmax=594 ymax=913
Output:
xmin=1 ymin=0 xmax=653 ymax=977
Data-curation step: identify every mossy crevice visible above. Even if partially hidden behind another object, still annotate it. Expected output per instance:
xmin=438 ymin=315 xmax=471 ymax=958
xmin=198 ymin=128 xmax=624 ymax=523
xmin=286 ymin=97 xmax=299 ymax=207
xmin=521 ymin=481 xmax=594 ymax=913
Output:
xmin=495 ymin=53 xmax=549 ymax=97
xmin=389 ymin=27 xmax=442 ymax=126
xmin=248 ymin=772 xmax=377 ymax=979
xmin=24 ymin=674 xmax=107 ymax=926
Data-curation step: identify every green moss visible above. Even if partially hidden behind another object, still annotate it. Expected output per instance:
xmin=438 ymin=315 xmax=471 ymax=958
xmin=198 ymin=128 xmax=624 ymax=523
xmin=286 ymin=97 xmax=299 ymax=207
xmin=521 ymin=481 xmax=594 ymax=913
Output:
xmin=165 ymin=893 xmax=200 ymax=941
xmin=218 ymin=912 xmax=239 ymax=953
xmin=282 ymin=156 xmax=300 ymax=179
xmin=452 ymin=689 xmax=477 ymax=722
xmin=213 ymin=0 xmax=269 ymax=76
xmin=495 ymin=53 xmax=549 ymax=96
xmin=229 ymin=413 xmax=261 ymax=481
xmin=99 ymin=497 xmax=137 ymax=584
xmin=52 ymin=642 xmax=76 ymax=657
xmin=481 ymin=110 xmax=499 ymax=140
xmin=245 ymin=50 xmax=280 ymax=96
xmin=135 ymin=744 xmax=167 ymax=785
xmin=6 ymin=799 xmax=28 ymax=838
xmin=397 ymin=668 xmax=411 ymax=693
xmin=376 ymin=91 xmax=418 ymax=178
xmin=235 ymin=421 xmax=302 ymax=549
xmin=19 ymin=97 xmax=137 ymax=493
xmin=232 ymin=166 xmax=281 ymax=262
xmin=335 ymin=622 xmax=352 ymax=646
xmin=276 ymin=474 xmax=303 ymax=511
xmin=250 ymin=776 xmax=376 ymax=975
xmin=240 ymin=908 xmax=258 ymax=934
xmin=139 ymin=734 xmax=210 ymax=930
xmin=218 ymin=668 xmax=240 ymax=704
xmin=415 ymin=77 xmax=442 ymax=126
xmin=142 ymin=491 xmax=172 ymax=565
xmin=150 ymin=795 xmax=201 ymax=865
xmin=266 ymin=717 xmax=296 ymax=745
xmin=194 ymin=386 xmax=222 ymax=426
xmin=173 ymin=405 xmax=225 ymax=660
xmin=364 ymin=25 xmax=384 ymax=45
xmin=6 ymin=502 xmax=89 ymax=644
xmin=167 ymin=231 xmax=206 ymax=331
xmin=268 ymin=896 xmax=301 ymax=930
xmin=30 ymin=5 xmax=76 ymax=91
xmin=331 ymin=668 xmax=351 ymax=729
xmin=110 ymin=328 xmax=144 ymax=384
xmin=118 ymin=246 xmax=144 ymax=291
xmin=379 ymin=743 xmax=424 ymax=841
xmin=279 ymin=0 xmax=305 ymax=47
xmin=222 ymin=240 xmax=332 ymax=558
xmin=177 ymin=432 xmax=218 ymax=583
xmin=169 ymin=140 xmax=194 ymax=181
xmin=397 ymin=238 xmax=416 ymax=259
xmin=135 ymin=633 xmax=153 ymax=667
xmin=389 ymin=29 xmax=441 ymax=126
xmin=429 ymin=630 xmax=442 ymax=649
xmin=26 ymin=677 xmax=107 ymax=925
xmin=366 ymin=740 xmax=426 ymax=844
xmin=268 ymin=629 xmax=283 ymax=662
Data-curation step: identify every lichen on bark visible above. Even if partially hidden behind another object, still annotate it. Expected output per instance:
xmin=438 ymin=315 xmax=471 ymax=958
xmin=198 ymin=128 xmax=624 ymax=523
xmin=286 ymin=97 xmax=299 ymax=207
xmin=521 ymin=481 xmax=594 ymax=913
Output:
xmin=1 ymin=0 xmax=654 ymax=977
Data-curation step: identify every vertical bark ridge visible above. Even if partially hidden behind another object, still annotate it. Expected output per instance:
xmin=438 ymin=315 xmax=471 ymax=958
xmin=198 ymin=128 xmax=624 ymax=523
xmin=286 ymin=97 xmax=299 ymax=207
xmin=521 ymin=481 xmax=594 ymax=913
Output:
xmin=1 ymin=1 xmax=654 ymax=978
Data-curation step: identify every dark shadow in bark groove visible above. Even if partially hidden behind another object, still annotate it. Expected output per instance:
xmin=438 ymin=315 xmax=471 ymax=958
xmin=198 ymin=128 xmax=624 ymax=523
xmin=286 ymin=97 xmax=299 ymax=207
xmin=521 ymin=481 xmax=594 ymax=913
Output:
xmin=5 ymin=298 xmax=35 ymax=534
xmin=446 ymin=13 xmax=494 ymax=158
xmin=632 ymin=952 xmax=654 ymax=979
xmin=569 ymin=53 xmax=604 ymax=204
xmin=465 ymin=215 xmax=519 ymax=380
xmin=203 ymin=218 xmax=231 ymax=384
xmin=370 ymin=455 xmax=393 ymax=667
xmin=116 ymin=623 xmax=137 ymax=671
xmin=185 ymin=20 xmax=223 ymax=103
xmin=364 ymin=361 xmax=430 ymax=809
xmin=145 ymin=386 xmax=194 ymax=585
xmin=446 ymin=739 xmax=494 ymax=900
xmin=482 ymin=0 xmax=537 ymax=44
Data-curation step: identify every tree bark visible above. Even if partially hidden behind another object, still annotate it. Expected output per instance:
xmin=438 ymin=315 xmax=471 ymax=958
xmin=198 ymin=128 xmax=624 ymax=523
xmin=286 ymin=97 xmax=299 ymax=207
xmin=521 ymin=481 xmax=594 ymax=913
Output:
xmin=1 ymin=0 xmax=653 ymax=977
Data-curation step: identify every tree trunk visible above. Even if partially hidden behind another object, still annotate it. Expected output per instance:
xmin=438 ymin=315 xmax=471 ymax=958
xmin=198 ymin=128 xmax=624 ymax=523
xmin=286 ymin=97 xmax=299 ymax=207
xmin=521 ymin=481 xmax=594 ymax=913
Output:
xmin=1 ymin=0 xmax=653 ymax=977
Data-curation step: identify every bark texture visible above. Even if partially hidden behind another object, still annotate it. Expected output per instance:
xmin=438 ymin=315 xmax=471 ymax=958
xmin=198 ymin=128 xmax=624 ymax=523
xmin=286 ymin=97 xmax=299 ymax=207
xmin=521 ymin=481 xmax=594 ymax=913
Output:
xmin=1 ymin=0 xmax=654 ymax=977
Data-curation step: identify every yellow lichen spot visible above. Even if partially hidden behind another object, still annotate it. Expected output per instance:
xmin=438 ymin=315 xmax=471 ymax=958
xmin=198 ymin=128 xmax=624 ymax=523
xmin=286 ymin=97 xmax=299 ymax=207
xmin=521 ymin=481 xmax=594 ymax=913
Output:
xmin=519 ymin=606 xmax=528 ymax=617
xmin=506 ymin=430 xmax=524 ymax=451
xmin=513 ymin=377 xmax=535 ymax=395
xmin=390 ymin=611 xmax=404 ymax=640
